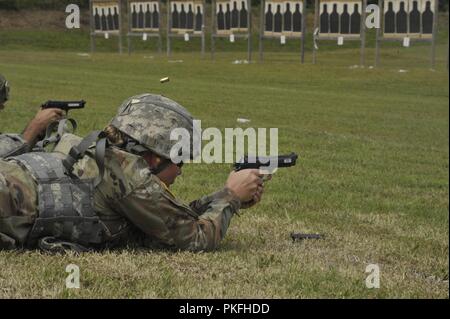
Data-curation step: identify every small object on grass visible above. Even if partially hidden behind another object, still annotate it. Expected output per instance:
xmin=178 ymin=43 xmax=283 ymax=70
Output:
xmin=160 ymin=77 xmax=170 ymax=84
xmin=237 ymin=118 xmax=250 ymax=123
xmin=291 ymin=232 xmax=323 ymax=241
xmin=232 ymin=60 xmax=249 ymax=65
xmin=403 ymin=37 xmax=410 ymax=47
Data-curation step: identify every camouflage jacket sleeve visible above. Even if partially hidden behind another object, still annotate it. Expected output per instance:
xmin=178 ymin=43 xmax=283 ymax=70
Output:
xmin=117 ymin=175 xmax=241 ymax=252
xmin=0 ymin=134 xmax=29 ymax=158
xmin=189 ymin=190 xmax=238 ymax=215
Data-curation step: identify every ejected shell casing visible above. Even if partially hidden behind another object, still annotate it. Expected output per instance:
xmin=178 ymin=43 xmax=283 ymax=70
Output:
xmin=160 ymin=77 xmax=170 ymax=84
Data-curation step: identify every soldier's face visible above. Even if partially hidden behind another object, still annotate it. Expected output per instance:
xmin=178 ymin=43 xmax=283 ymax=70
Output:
xmin=142 ymin=153 xmax=182 ymax=187
xmin=157 ymin=163 xmax=182 ymax=186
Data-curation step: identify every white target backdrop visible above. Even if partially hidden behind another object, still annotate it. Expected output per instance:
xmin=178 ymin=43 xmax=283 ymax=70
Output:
xmin=375 ymin=0 xmax=439 ymax=68
xmin=312 ymin=0 xmax=367 ymax=65
xmin=211 ymin=0 xmax=252 ymax=61
xmin=92 ymin=1 xmax=121 ymax=33
xmin=382 ymin=0 xmax=436 ymax=38
xmin=318 ymin=0 xmax=363 ymax=38
xmin=127 ymin=1 xmax=162 ymax=54
xmin=129 ymin=1 xmax=160 ymax=31
xmin=263 ymin=1 xmax=305 ymax=37
xmin=90 ymin=0 xmax=123 ymax=53
xmin=259 ymin=0 xmax=307 ymax=63
xmin=167 ymin=0 xmax=206 ymax=57
xmin=214 ymin=0 xmax=250 ymax=34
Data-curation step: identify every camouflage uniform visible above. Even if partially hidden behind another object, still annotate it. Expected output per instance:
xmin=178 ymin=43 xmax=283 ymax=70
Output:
xmin=0 ymin=94 xmax=241 ymax=251
xmin=0 ymin=74 xmax=29 ymax=158
xmin=0 ymin=74 xmax=9 ymax=105
xmin=0 ymin=134 xmax=29 ymax=158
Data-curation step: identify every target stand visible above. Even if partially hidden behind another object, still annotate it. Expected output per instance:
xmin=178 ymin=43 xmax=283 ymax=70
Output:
xmin=90 ymin=0 xmax=123 ymax=54
xmin=374 ymin=0 xmax=439 ymax=68
xmin=259 ymin=0 xmax=307 ymax=63
xmin=167 ymin=0 xmax=206 ymax=57
xmin=211 ymin=0 xmax=252 ymax=61
xmin=126 ymin=1 xmax=163 ymax=55
xmin=312 ymin=0 xmax=367 ymax=66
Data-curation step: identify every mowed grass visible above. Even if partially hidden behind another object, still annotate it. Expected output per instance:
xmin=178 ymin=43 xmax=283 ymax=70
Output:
xmin=0 ymin=42 xmax=448 ymax=298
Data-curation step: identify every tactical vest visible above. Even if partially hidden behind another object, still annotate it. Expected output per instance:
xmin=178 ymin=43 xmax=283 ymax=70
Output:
xmin=8 ymin=131 xmax=108 ymax=248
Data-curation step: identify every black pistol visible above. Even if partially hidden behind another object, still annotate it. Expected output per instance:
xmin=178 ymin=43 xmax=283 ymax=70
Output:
xmin=41 ymin=100 xmax=86 ymax=112
xmin=291 ymin=233 xmax=324 ymax=241
xmin=234 ymin=152 xmax=298 ymax=172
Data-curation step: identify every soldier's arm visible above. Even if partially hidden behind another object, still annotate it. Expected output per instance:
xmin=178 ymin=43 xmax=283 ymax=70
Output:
xmin=117 ymin=175 xmax=241 ymax=252
xmin=0 ymin=108 xmax=64 ymax=157
xmin=0 ymin=134 xmax=29 ymax=158
xmin=21 ymin=108 xmax=65 ymax=148
xmin=189 ymin=169 xmax=265 ymax=213
xmin=189 ymin=190 xmax=228 ymax=214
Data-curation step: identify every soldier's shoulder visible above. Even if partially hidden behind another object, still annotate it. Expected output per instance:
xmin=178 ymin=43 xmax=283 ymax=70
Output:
xmin=0 ymin=134 xmax=27 ymax=158
xmin=102 ymin=146 xmax=155 ymax=198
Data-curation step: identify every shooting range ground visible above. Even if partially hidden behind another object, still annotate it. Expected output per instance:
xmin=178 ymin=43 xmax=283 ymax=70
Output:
xmin=0 ymin=9 xmax=448 ymax=298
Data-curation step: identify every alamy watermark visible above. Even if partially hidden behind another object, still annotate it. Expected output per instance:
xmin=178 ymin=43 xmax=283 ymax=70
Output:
xmin=366 ymin=5 xmax=381 ymax=29
xmin=65 ymin=4 xmax=80 ymax=29
xmin=66 ymin=264 xmax=80 ymax=289
xmin=365 ymin=264 xmax=380 ymax=289
xmin=170 ymin=120 xmax=280 ymax=172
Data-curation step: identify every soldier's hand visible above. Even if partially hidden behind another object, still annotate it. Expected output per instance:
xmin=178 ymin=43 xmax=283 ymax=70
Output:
xmin=226 ymin=169 xmax=264 ymax=204
xmin=22 ymin=108 xmax=64 ymax=144
xmin=240 ymin=183 xmax=265 ymax=209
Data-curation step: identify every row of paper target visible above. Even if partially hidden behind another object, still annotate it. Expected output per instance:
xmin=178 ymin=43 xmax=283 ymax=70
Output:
xmin=91 ymin=0 xmax=436 ymax=39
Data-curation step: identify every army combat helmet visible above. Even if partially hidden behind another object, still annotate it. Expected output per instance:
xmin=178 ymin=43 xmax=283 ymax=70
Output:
xmin=110 ymin=94 xmax=200 ymax=162
xmin=0 ymin=74 xmax=10 ymax=105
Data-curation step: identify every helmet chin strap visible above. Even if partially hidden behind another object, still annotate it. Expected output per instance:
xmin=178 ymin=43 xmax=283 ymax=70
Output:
xmin=124 ymin=138 xmax=147 ymax=154
xmin=123 ymin=137 xmax=172 ymax=175
xmin=151 ymin=159 xmax=171 ymax=175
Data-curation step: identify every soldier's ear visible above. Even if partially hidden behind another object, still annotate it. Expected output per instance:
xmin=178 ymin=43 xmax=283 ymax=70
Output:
xmin=141 ymin=152 xmax=152 ymax=166
xmin=142 ymin=152 xmax=160 ymax=168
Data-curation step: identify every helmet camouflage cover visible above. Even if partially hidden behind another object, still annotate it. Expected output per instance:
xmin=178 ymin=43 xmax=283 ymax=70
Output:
xmin=110 ymin=94 xmax=200 ymax=161
xmin=0 ymin=74 xmax=10 ymax=104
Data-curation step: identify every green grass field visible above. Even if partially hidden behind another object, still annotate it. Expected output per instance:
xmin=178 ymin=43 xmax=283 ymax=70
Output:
xmin=0 ymin=23 xmax=449 ymax=298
